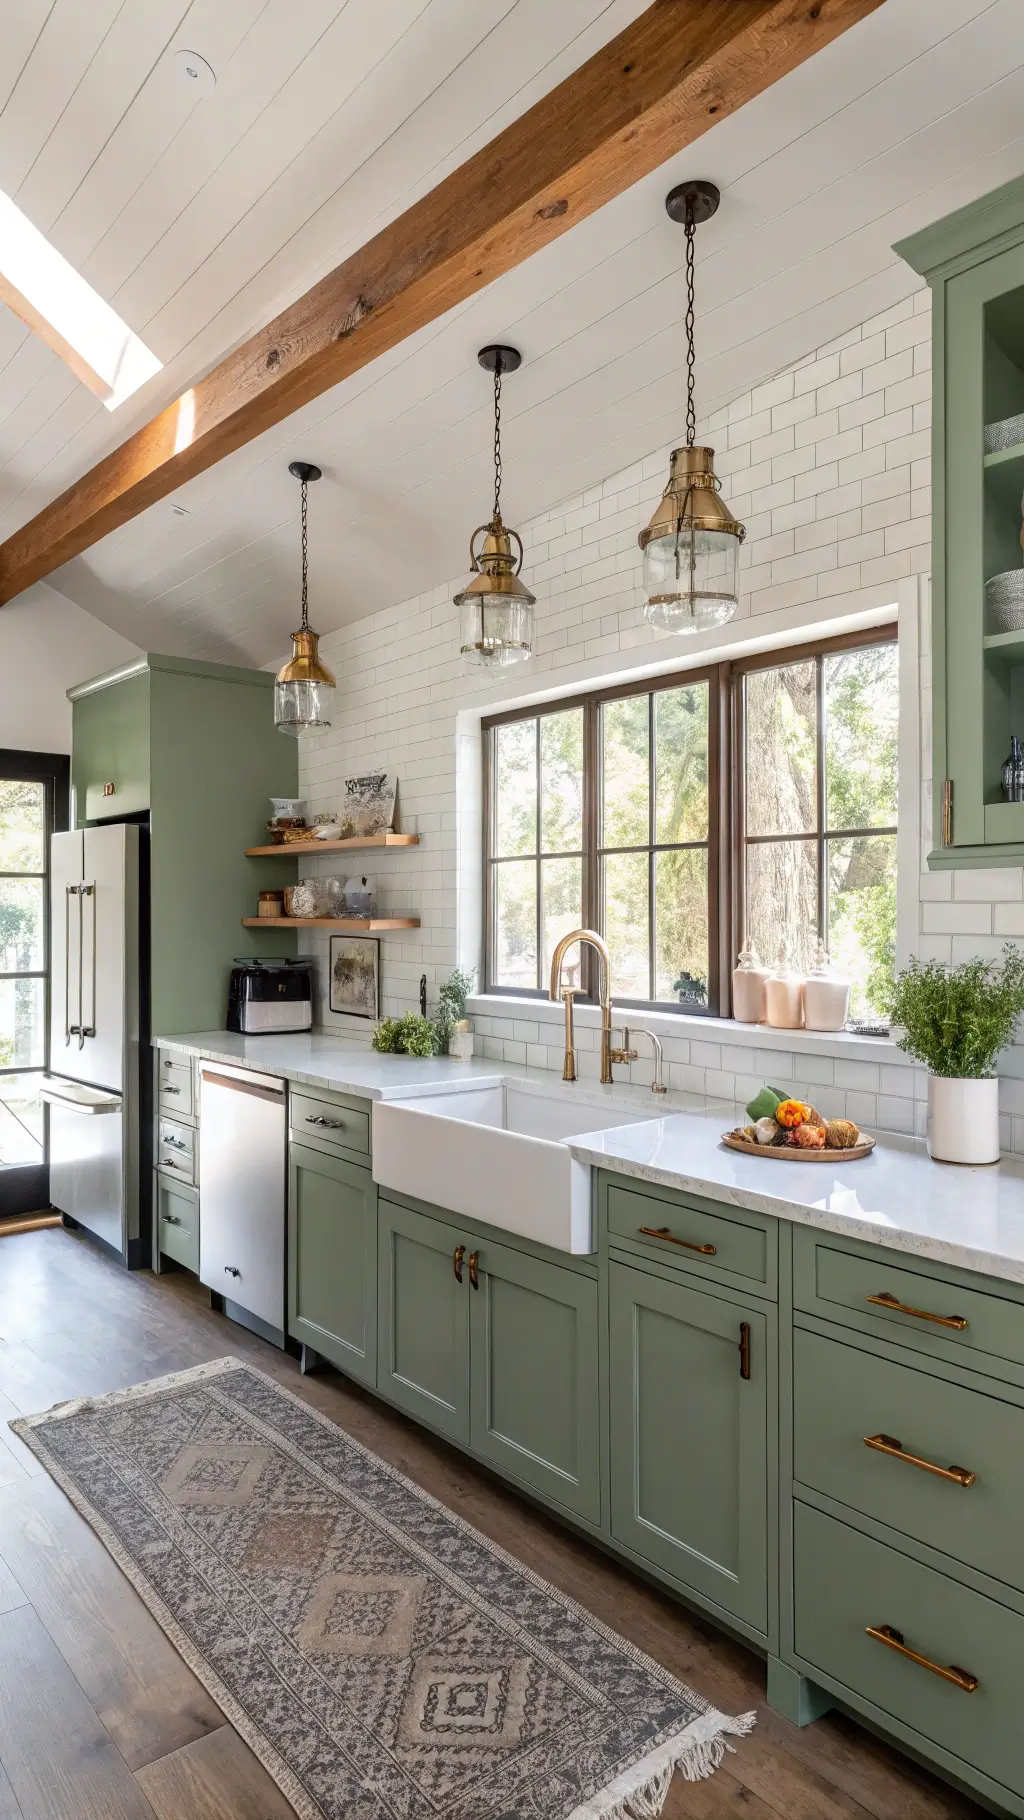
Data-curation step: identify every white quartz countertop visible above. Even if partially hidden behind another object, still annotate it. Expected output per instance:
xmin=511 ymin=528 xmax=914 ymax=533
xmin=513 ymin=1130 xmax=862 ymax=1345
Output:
xmin=568 ymin=1108 xmax=1024 ymax=1286
xmin=159 ymin=1031 xmax=1024 ymax=1285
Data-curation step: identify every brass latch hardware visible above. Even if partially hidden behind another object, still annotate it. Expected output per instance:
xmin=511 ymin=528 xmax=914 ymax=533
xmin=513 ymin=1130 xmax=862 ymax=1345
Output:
xmin=468 ymin=1250 xmax=480 ymax=1290
xmin=453 ymin=1245 xmax=465 ymax=1285
xmin=103 ymin=781 xmax=115 ymax=797
xmin=941 ymin=778 xmax=953 ymax=846
xmin=866 ymin=1625 xmax=978 ymax=1693
xmin=639 ymin=1224 xmax=716 ymax=1256
xmin=868 ymin=1291 xmax=968 ymax=1331
xmin=863 ymin=1433 xmax=975 ymax=1488
xmin=738 ymin=1322 xmax=751 ymax=1380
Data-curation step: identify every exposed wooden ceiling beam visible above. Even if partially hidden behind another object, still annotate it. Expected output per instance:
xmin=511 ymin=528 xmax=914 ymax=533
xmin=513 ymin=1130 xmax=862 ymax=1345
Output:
xmin=0 ymin=0 xmax=883 ymax=607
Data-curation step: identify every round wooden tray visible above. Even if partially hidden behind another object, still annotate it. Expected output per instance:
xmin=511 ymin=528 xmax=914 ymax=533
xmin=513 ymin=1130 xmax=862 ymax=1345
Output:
xmin=721 ymin=1131 xmax=875 ymax=1162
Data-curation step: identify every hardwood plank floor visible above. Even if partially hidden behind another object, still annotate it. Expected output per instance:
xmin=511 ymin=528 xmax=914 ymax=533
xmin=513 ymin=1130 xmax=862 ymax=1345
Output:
xmin=0 ymin=1226 xmax=987 ymax=1819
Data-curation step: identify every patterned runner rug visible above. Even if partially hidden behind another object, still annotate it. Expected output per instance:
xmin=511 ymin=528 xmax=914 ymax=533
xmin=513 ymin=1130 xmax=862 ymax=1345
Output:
xmin=13 ymin=1357 xmax=753 ymax=1820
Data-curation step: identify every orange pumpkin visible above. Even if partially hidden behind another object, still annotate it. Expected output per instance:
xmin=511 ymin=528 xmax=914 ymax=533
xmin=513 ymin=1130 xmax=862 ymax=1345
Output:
xmin=775 ymin=1098 xmax=809 ymax=1129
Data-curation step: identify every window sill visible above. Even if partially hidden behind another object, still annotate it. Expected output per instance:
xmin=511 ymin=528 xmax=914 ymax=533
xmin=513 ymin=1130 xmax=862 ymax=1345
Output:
xmin=467 ymin=994 xmax=905 ymax=1066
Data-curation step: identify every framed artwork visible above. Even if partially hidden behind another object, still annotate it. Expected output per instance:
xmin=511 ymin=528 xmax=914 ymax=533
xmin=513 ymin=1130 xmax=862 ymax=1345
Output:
xmin=329 ymin=935 xmax=381 ymax=1019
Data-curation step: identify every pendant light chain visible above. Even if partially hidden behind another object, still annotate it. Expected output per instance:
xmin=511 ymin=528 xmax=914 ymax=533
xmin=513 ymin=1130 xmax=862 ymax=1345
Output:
xmin=684 ymin=199 xmax=696 ymax=450
xmin=492 ymin=357 xmax=503 ymax=524
xmin=299 ymin=473 xmax=309 ymax=632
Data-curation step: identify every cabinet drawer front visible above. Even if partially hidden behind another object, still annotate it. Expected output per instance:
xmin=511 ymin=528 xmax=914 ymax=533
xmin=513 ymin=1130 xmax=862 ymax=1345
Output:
xmin=609 ymin=1261 xmax=768 ymax=1634
xmin=290 ymin=1091 xmax=369 ymax=1158
xmin=158 ymin=1118 xmax=194 ymax=1183
xmin=158 ymin=1058 xmax=193 ymax=1117
xmin=794 ymin=1230 xmax=1024 ymax=1372
xmin=795 ymin=1501 xmax=1024 ymax=1799
xmin=157 ymin=1178 xmax=198 ymax=1272
xmin=606 ymin=1180 xmax=771 ymax=1290
xmin=794 ymin=1328 xmax=1024 ymax=1590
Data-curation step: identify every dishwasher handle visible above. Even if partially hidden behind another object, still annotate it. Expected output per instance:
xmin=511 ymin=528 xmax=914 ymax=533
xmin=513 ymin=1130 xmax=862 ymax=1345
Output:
xmin=200 ymin=1069 xmax=284 ymax=1105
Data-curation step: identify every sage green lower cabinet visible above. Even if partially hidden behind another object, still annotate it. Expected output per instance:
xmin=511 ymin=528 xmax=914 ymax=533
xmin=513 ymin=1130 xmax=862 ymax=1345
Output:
xmin=794 ymin=1501 xmax=1024 ymax=1806
xmin=469 ymin=1236 xmax=600 ymax=1524
xmin=156 ymin=1174 xmax=198 ymax=1273
xmin=288 ymin=1145 xmax=376 ymax=1387
xmin=608 ymin=1259 xmax=769 ymax=1634
xmin=377 ymin=1197 xmax=470 ymax=1443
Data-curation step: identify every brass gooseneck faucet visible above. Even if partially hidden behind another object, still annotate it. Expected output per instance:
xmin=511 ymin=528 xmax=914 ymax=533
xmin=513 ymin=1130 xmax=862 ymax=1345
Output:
xmin=549 ymin=928 xmax=634 ymax=1086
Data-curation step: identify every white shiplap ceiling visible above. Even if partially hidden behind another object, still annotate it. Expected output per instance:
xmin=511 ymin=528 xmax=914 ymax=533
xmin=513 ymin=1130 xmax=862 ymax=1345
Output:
xmin=2 ymin=0 xmax=1022 ymax=665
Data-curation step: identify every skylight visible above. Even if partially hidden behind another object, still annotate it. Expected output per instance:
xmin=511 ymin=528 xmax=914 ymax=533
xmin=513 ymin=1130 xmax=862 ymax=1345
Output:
xmin=0 ymin=189 xmax=162 ymax=410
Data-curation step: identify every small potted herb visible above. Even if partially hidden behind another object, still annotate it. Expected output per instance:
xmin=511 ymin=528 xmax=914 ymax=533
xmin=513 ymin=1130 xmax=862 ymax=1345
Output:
xmin=672 ymin=970 xmax=707 ymax=1008
xmin=882 ymin=946 xmax=1024 ymax=1164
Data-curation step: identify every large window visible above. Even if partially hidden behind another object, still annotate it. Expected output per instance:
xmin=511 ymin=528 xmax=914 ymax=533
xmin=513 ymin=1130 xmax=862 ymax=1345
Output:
xmin=0 ymin=752 xmax=69 ymax=1211
xmin=737 ymin=637 xmax=897 ymax=1024
xmin=483 ymin=628 xmax=897 ymax=1022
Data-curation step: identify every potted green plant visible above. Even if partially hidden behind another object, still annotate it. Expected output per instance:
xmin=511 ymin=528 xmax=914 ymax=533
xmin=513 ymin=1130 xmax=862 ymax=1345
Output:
xmin=883 ymin=946 xmax=1024 ymax=1164
xmin=672 ymin=970 xmax=707 ymax=1008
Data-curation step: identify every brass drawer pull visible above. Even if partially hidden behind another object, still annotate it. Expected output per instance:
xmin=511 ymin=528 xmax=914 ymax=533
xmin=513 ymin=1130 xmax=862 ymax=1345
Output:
xmin=468 ymin=1250 xmax=480 ymax=1290
xmin=639 ymin=1224 xmax=716 ymax=1256
xmin=868 ymin=1292 xmax=968 ymax=1331
xmin=453 ymin=1244 xmax=465 ymax=1284
xmin=864 ymin=1433 xmax=975 ymax=1488
xmin=305 ymin=1115 xmax=346 ymax=1129
xmin=866 ymin=1625 xmax=978 ymax=1693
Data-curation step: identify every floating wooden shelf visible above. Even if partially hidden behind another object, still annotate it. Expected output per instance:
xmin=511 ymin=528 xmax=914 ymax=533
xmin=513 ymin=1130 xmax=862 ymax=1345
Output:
xmin=246 ymin=833 xmax=419 ymax=857
xmin=242 ymin=916 xmax=420 ymax=931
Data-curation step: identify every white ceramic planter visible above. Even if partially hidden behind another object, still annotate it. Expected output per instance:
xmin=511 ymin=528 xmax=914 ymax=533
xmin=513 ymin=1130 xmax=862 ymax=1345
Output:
xmin=926 ymin=1075 xmax=1000 ymax=1165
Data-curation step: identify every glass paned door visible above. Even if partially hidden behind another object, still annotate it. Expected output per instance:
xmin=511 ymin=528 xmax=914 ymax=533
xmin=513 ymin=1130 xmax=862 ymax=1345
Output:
xmin=0 ymin=756 xmax=69 ymax=1217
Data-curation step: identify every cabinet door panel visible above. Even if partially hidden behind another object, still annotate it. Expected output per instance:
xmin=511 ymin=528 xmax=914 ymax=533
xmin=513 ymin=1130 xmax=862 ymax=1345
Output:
xmin=609 ymin=1262 xmax=768 ymax=1632
xmin=470 ymin=1239 xmax=600 ymax=1523
xmin=72 ymin=672 xmax=150 ymax=823
xmin=377 ymin=1198 xmax=469 ymax=1443
xmin=288 ymin=1145 xmax=376 ymax=1386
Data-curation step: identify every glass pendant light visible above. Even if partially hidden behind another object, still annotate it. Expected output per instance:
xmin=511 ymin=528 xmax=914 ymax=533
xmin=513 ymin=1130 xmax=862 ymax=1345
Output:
xmin=275 ymin=460 xmax=336 ymax=736
xmin=640 ymin=181 xmax=745 ymax=634
xmin=455 ymin=345 xmax=535 ymax=666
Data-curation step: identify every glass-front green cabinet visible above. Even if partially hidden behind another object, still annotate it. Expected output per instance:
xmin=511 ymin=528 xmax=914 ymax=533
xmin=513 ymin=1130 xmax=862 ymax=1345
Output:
xmin=898 ymin=177 xmax=1024 ymax=865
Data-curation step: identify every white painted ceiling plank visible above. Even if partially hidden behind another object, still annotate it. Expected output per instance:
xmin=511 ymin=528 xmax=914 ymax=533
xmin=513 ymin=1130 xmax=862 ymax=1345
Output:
xmin=0 ymin=0 xmax=125 ymax=196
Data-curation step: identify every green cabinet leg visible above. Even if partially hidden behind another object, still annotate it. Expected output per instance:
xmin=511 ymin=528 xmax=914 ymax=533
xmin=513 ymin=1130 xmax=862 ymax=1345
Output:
xmin=767 ymin=1658 xmax=834 ymax=1727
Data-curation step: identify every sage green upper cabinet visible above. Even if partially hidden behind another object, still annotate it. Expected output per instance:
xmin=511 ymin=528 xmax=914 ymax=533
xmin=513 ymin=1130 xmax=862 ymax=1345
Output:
xmin=377 ymin=1197 xmax=471 ymax=1444
xmin=70 ymin=654 xmax=297 ymax=1033
xmin=71 ymin=668 xmax=150 ymax=823
xmin=609 ymin=1260 xmax=769 ymax=1635
xmin=469 ymin=1235 xmax=600 ymax=1525
xmin=289 ymin=1146 xmax=376 ymax=1387
xmin=897 ymin=177 xmax=1024 ymax=866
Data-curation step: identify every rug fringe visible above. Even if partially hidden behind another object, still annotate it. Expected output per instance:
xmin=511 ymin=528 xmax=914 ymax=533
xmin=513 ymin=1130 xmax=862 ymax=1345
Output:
xmin=568 ymin=1709 xmax=757 ymax=1820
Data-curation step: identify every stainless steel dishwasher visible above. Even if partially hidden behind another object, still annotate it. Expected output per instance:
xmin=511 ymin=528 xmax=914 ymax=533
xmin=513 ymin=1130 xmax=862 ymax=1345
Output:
xmin=199 ymin=1061 xmax=287 ymax=1345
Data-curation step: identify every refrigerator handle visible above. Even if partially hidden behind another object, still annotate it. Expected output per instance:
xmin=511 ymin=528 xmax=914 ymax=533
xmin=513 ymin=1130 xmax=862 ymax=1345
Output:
xmin=65 ymin=884 xmax=79 ymax=1043
xmin=80 ymin=883 xmax=96 ymax=1044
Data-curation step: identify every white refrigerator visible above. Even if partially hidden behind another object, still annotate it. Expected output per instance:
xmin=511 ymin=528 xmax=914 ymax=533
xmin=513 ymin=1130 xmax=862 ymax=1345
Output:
xmin=43 ymin=825 xmax=142 ymax=1263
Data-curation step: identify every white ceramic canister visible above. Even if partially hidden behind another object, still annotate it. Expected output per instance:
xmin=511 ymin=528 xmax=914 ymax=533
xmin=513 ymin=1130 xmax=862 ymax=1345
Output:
xmin=803 ymin=943 xmax=851 ymax=1032
xmin=448 ymin=1020 xmax=475 ymax=1060
xmin=764 ymin=945 xmax=805 ymax=1029
xmin=732 ymin=940 xmax=769 ymax=1024
xmin=927 ymin=1076 xmax=1000 ymax=1165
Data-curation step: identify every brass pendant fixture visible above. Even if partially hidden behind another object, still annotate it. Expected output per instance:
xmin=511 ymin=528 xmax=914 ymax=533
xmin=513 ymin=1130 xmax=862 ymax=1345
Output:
xmin=455 ymin=345 xmax=535 ymax=667
xmin=275 ymin=460 xmax=336 ymax=736
xmin=640 ymin=181 xmax=745 ymax=635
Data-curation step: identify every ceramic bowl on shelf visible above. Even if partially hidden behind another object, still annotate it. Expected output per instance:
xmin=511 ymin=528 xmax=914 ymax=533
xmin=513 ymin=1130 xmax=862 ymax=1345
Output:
xmin=986 ymin=567 xmax=1024 ymax=633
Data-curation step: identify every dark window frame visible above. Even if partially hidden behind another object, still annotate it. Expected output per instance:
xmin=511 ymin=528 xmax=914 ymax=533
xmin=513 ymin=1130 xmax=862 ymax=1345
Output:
xmin=482 ymin=624 xmax=897 ymax=1016
xmin=729 ymin=624 xmax=898 ymax=976
xmin=0 ymin=750 xmax=70 ymax=1214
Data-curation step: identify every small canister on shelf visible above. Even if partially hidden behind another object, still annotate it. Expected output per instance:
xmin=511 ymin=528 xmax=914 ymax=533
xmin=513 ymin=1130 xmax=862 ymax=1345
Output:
xmin=764 ymin=944 xmax=805 ymax=1029
xmin=732 ymin=939 xmax=769 ymax=1023
xmin=803 ymin=942 xmax=851 ymax=1032
xmin=258 ymin=891 xmax=285 ymax=918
